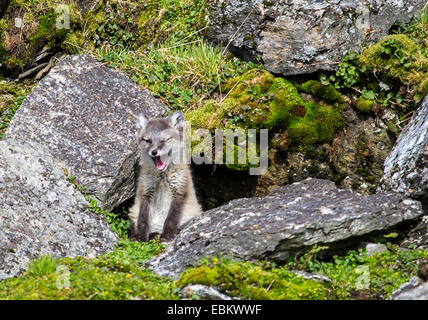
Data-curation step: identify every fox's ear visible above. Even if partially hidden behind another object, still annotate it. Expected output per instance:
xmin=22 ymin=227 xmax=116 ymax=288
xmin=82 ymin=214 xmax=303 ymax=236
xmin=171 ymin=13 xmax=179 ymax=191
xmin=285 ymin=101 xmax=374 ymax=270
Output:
xmin=136 ymin=113 xmax=148 ymax=130
xmin=169 ymin=111 xmax=185 ymax=129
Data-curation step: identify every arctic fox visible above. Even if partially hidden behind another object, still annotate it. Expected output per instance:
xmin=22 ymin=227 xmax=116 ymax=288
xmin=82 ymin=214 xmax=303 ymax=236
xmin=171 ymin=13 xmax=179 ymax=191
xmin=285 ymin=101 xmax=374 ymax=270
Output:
xmin=128 ymin=111 xmax=202 ymax=242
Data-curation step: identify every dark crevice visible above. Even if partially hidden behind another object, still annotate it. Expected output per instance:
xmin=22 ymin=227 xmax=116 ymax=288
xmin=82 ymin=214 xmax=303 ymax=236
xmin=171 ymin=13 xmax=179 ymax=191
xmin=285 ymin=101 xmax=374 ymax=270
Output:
xmin=191 ymin=163 xmax=259 ymax=211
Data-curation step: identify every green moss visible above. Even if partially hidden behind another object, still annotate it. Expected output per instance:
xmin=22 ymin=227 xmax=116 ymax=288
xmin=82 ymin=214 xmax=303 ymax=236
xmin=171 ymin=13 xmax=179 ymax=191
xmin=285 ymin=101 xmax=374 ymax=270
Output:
xmin=224 ymin=134 xmax=259 ymax=171
xmin=359 ymin=34 xmax=428 ymax=90
xmin=31 ymin=12 xmax=56 ymax=42
xmin=359 ymin=35 xmax=415 ymax=80
xmin=62 ymin=31 xmax=85 ymax=53
xmin=187 ymin=69 xmax=344 ymax=161
xmin=419 ymin=78 xmax=428 ymax=96
xmin=387 ymin=121 xmax=399 ymax=134
xmin=186 ymin=101 xmax=221 ymax=130
xmin=288 ymin=243 xmax=428 ymax=299
xmin=312 ymin=103 xmax=343 ymax=143
xmin=300 ymin=80 xmax=344 ymax=102
xmin=0 ymin=80 xmax=33 ymax=139
xmin=178 ymin=258 xmax=329 ymax=300
xmin=265 ymin=77 xmax=301 ymax=129
xmin=2 ymin=239 xmax=426 ymax=300
xmin=0 ymin=240 xmax=178 ymax=300
xmin=287 ymin=119 xmax=319 ymax=152
xmin=355 ymin=97 xmax=374 ymax=113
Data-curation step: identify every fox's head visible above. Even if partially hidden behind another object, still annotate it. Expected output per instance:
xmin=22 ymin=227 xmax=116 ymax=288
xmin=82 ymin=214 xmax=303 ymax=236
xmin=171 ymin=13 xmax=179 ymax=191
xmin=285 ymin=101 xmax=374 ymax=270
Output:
xmin=136 ymin=111 xmax=185 ymax=172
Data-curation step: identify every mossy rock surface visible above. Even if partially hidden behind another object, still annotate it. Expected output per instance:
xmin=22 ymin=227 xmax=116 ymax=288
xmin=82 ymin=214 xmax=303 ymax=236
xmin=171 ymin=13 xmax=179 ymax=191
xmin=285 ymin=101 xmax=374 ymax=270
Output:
xmin=187 ymin=69 xmax=344 ymax=155
xmin=359 ymin=34 xmax=428 ymax=95
xmin=299 ymin=80 xmax=344 ymax=103
xmin=178 ymin=259 xmax=330 ymax=300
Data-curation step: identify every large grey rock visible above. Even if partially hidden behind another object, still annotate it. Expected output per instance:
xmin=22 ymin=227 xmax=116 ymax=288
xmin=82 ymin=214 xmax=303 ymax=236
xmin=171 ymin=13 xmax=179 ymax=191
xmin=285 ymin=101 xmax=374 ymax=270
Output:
xmin=380 ymin=94 xmax=428 ymax=205
xmin=145 ymin=178 xmax=423 ymax=279
xmin=390 ymin=276 xmax=421 ymax=299
xmin=5 ymin=54 xmax=168 ymax=210
xmin=0 ymin=139 xmax=117 ymax=280
xmin=365 ymin=243 xmax=388 ymax=257
xmin=206 ymin=0 xmax=426 ymax=76
xmin=391 ymin=277 xmax=428 ymax=300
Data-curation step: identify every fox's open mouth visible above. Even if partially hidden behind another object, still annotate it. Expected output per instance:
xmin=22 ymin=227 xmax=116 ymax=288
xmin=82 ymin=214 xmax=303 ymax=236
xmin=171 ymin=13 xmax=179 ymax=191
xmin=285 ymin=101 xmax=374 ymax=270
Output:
xmin=152 ymin=155 xmax=167 ymax=171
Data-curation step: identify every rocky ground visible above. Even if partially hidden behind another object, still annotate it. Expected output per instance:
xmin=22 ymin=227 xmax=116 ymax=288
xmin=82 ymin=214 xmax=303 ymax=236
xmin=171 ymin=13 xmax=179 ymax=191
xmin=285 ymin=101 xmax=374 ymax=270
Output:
xmin=0 ymin=0 xmax=427 ymax=300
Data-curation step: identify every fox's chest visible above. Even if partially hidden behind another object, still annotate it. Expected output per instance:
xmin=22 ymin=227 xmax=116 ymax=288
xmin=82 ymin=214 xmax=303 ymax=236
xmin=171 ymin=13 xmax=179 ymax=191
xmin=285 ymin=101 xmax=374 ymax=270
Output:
xmin=149 ymin=181 xmax=172 ymax=235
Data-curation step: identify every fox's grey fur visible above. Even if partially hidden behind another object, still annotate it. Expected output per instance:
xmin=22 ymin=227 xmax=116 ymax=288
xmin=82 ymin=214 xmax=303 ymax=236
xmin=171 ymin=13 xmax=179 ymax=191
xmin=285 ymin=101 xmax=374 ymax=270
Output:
xmin=129 ymin=111 xmax=201 ymax=242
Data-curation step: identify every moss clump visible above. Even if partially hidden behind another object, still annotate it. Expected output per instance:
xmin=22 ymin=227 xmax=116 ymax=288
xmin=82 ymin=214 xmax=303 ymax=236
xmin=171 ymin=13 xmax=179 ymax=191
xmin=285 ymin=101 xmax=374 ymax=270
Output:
xmin=223 ymin=133 xmax=260 ymax=171
xmin=186 ymin=101 xmax=221 ymax=130
xmin=359 ymin=34 xmax=428 ymax=95
xmin=187 ymin=69 xmax=278 ymax=130
xmin=387 ymin=121 xmax=399 ymax=134
xmin=0 ymin=240 xmax=178 ymax=300
xmin=187 ymin=69 xmax=344 ymax=156
xmin=359 ymin=35 xmax=416 ymax=81
xmin=62 ymin=30 xmax=85 ymax=53
xmin=178 ymin=258 xmax=329 ymax=300
xmin=264 ymin=77 xmax=302 ymax=129
xmin=355 ymin=97 xmax=374 ymax=113
xmin=311 ymin=102 xmax=342 ymax=143
xmin=300 ymin=80 xmax=344 ymax=102
xmin=419 ymin=78 xmax=428 ymax=97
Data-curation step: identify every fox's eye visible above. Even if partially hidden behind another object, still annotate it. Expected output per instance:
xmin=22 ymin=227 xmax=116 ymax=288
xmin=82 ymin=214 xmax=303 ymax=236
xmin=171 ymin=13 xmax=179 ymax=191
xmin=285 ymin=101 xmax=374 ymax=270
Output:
xmin=142 ymin=137 xmax=151 ymax=143
xmin=161 ymin=136 xmax=172 ymax=142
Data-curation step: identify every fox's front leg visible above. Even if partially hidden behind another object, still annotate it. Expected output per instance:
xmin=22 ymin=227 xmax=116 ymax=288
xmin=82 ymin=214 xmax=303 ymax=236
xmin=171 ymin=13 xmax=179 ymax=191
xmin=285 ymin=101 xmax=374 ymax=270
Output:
xmin=161 ymin=192 xmax=186 ymax=241
xmin=134 ymin=196 xmax=151 ymax=242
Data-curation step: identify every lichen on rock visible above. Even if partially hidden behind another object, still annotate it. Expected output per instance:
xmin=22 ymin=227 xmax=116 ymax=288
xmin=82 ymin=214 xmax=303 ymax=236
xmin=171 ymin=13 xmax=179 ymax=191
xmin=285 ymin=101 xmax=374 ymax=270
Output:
xmin=145 ymin=178 xmax=424 ymax=279
xmin=4 ymin=54 xmax=168 ymax=211
xmin=0 ymin=138 xmax=117 ymax=280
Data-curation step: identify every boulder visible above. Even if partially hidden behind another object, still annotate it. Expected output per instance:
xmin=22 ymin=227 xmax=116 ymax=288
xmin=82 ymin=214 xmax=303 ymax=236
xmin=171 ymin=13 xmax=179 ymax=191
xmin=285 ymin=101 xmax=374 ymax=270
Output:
xmin=390 ymin=276 xmax=421 ymax=299
xmin=4 ymin=54 xmax=168 ymax=211
xmin=365 ymin=243 xmax=388 ymax=257
xmin=0 ymin=139 xmax=117 ymax=280
xmin=390 ymin=277 xmax=428 ymax=300
xmin=206 ymin=0 xmax=426 ymax=76
xmin=145 ymin=178 xmax=423 ymax=279
xmin=380 ymin=94 xmax=428 ymax=205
